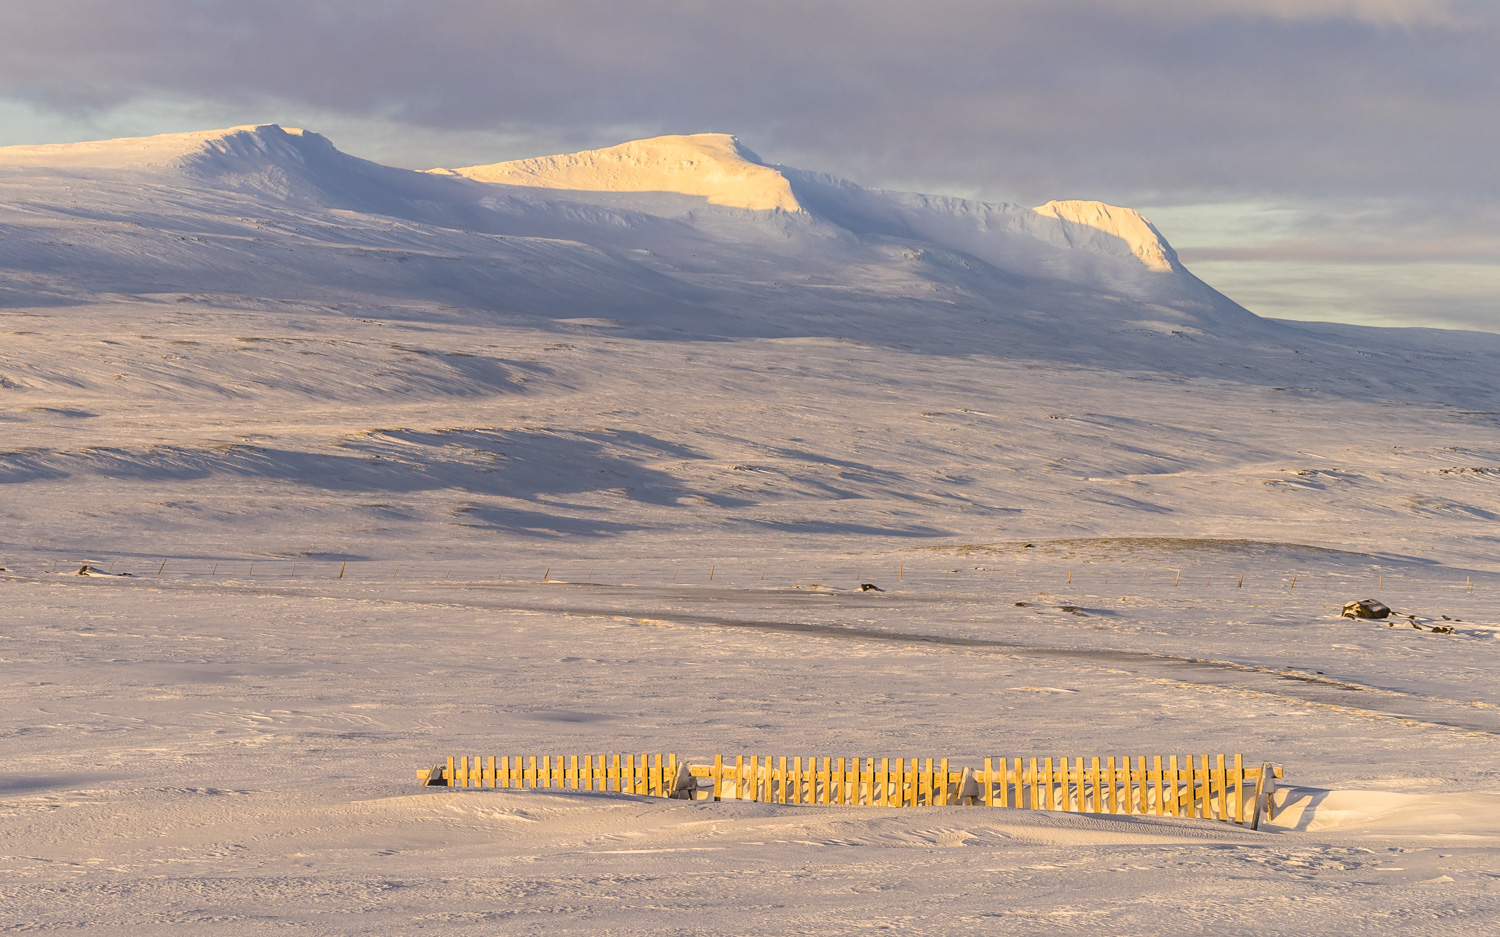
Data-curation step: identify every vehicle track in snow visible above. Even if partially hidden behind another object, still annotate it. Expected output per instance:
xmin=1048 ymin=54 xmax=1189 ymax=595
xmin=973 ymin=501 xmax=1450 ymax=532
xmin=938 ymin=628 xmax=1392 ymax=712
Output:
xmin=48 ymin=574 xmax=1500 ymax=738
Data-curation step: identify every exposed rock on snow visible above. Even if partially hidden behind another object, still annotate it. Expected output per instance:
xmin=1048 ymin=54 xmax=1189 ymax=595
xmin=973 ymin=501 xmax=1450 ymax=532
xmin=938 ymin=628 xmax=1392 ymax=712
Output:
xmin=1343 ymin=598 xmax=1392 ymax=619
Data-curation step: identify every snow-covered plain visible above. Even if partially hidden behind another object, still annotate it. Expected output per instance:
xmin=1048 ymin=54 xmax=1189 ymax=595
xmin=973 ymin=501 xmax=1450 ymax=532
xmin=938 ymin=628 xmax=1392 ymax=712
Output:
xmin=3 ymin=125 xmax=1500 ymax=933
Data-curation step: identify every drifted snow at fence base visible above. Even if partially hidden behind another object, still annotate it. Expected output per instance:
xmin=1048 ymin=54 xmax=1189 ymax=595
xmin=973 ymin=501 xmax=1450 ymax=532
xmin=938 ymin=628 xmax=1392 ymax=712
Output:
xmin=420 ymin=752 xmax=1282 ymax=828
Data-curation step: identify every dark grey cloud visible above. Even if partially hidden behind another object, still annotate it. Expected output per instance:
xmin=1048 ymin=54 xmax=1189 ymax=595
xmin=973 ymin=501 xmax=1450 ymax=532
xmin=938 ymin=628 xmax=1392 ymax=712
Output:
xmin=2 ymin=0 xmax=1497 ymax=206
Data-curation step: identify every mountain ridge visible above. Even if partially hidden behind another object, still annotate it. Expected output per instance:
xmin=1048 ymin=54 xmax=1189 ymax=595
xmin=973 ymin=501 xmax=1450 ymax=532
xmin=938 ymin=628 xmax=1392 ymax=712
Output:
xmin=0 ymin=122 xmax=1275 ymax=364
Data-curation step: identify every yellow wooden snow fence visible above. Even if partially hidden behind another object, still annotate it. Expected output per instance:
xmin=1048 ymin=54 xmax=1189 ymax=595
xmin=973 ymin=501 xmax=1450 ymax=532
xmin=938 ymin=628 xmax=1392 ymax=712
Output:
xmin=419 ymin=752 xmax=1283 ymax=829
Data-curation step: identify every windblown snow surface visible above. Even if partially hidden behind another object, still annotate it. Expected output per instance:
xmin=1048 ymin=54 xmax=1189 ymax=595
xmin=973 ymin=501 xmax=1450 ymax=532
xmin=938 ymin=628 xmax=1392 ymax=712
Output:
xmin=3 ymin=125 xmax=1500 ymax=934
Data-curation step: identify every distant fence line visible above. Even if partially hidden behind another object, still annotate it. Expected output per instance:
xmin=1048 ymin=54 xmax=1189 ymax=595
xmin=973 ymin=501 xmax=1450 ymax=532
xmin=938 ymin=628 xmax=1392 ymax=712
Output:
xmin=420 ymin=752 xmax=1282 ymax=829
xmin=19 ymin=555 xmax=1485 ymax=596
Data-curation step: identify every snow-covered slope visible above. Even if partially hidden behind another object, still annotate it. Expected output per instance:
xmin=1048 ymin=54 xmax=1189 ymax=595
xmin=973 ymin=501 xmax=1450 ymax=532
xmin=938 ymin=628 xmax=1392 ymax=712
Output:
xmin=437 ymin=133 xmax=803 ymax=212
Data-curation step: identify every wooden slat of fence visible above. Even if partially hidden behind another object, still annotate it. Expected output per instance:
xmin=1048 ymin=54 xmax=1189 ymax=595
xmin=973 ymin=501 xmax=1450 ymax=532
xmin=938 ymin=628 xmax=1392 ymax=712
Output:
xmin=1192 ymin=754 xmax=1204 ymax=818
xmin=1207 ymin=754 xmax=1216 ymax=819
xmin=1196 ymin=754 xmax=1208 ymax=819
xmin=1231 ymin=754 xmax=1242 ymax=822
xmin=1215 ymin=754 xmax=1228 ymax=822
xmin=1185 ymin=755 xmax=1197 ymax=817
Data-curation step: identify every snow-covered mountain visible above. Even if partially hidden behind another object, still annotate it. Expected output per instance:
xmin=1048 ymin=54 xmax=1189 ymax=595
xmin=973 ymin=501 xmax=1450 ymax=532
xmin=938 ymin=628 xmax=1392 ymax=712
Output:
xmin=0 ymin=124 xmax=1261 ymax=357
xmin=3 ymin=123 xmax=1499 ymax=567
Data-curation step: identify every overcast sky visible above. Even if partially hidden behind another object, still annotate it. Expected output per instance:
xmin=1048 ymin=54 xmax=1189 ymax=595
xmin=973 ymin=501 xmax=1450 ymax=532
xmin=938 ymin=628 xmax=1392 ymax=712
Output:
xmin=2 ymin=0 xmax=1495 ymax=330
